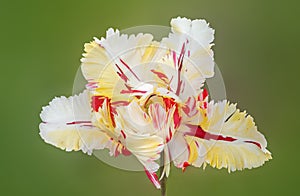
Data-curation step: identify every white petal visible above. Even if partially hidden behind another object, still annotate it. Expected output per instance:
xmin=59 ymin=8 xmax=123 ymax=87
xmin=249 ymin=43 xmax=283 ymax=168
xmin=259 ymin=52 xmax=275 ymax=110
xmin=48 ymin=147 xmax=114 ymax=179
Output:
xmin=190 ymin=19 xmax=214 ymax=46
xmin=114 ymin=100 xmax=154 ymax=135
xmin=171 ymin=17 xmax=192 ymax=34
xmin=114 ymin=100 xmax=165 ymax=173
xmin=161 ymin=17 xmax=215 ymax=92
xmin=171 ymin=16 xmax=215 ymax=47
xmin=39 ymin=91 xmax=111 ymax=155
xmin=168 ymin=134 xmax=189 ymax=168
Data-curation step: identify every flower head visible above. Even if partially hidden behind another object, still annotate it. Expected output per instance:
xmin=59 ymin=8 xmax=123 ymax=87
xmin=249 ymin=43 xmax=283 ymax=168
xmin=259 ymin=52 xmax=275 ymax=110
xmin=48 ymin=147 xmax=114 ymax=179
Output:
xmin=39 ymin=17 xmax=271 ymax=190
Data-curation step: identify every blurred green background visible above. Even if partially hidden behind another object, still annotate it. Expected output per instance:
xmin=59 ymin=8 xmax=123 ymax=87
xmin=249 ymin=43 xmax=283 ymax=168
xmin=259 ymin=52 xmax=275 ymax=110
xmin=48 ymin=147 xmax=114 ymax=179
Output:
xmin=1 ymin=0 xmax=299 ymax=195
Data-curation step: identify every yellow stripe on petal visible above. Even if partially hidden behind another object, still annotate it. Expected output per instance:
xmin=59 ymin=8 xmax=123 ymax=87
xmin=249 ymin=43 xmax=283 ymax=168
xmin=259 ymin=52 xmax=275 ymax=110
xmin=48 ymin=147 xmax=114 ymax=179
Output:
xmin=141 ymin=42 xmax=160 ymax=62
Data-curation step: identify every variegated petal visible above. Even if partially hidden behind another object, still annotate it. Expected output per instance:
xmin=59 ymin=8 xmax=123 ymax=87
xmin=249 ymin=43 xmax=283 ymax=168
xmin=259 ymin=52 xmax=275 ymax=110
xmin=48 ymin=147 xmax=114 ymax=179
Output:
xmin=39 ymin=91 xmax=111 ymax=155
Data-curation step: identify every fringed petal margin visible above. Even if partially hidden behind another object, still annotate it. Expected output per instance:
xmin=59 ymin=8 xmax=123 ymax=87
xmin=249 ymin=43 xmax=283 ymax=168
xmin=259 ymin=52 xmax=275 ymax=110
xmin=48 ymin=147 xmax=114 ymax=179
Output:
xmin=161 ymin=16 xmax=215 ymax=90
xmin=181 ymin=100 xmax=271 ymax=172
xmin=39 ymin=91 xmax=111 ymax=155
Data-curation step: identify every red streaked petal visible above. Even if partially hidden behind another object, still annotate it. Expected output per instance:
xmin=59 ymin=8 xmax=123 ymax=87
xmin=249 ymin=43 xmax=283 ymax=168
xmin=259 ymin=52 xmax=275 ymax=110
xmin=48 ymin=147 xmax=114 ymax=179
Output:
xmin=120 ymin=130 xmax=126 ymax=139
xmin=166 ymin=128 xmax=173 ymax=143
xmin=92 ymin=96 xmax=115 ymax=127
xmin=111 ymin=100 xmax=130 ymax=106
xmin=115 ymin=63 xmax=129 ymax=82
xmin=185 ymin=124 xmax=264 ymax=149
xmin=163 ymin=97 xmax=182 ymax=129
xmin=183 ymin=96 xmax=198 ymax=117
xmin=202 ymin=88 xmax=208 ymax=100
xmin=172 ymin=50 xmax=177 ymax=66
xmin=182 ymin=161 xmax=190 ymax=172
xmin=119 ymin=58 xmax=140 ymax=81
xmin=144 ymin=168 xmax=161 ymax=189
xmin=186 ymin=124 xmax=237 ymax=142
xmin=120 ymin=84 xmax=147 ymax=94
xmin=120 ymin=89 xmax=147 ymax=94
xmin=151 ymin=69 xmax=169 ymax=84
xmin=114 ymin=143 xmax=121 ymax=157
xmin=173 ymin=107 xmax=181 ymax=129
xmin=86 ymin=82 xmax=98 ymax=89
xmin=244 ymin=140 xmax=262 ymax=149
xmin=163 ymin=97 xmax=174 ymax=110
xmin=121 ymin=146 xmax=131 ymax=156
xmin=91 ymin=96 xmax=109 ymax=112
xmin=66 ymin=121 xmax=92 ymax=125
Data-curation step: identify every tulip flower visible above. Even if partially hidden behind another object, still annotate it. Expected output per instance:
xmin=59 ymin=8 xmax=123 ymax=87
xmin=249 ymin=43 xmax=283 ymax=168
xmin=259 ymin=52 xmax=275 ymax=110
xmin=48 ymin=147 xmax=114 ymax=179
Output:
xmin=39 ymin=17 xmax=271 ymax=196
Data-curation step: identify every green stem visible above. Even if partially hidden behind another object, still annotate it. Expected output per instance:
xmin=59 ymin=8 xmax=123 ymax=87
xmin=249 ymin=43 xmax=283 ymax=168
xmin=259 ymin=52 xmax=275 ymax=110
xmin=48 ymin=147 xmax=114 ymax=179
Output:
xmin=159 ymin=153 xmax=167 ymax=196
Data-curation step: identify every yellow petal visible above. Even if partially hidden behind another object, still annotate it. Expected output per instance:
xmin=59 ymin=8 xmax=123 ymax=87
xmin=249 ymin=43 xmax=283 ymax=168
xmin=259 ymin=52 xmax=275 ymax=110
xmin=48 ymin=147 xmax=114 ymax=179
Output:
xmin=186 ymin=100 xmax=271 ymax=172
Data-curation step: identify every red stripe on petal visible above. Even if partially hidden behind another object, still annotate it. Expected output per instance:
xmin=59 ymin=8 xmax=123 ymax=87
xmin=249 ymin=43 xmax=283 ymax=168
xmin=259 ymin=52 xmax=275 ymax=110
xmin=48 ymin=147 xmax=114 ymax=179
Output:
xmin=202 ymin=89 xmax=208 ymax=100
xmin=120 ymin=89 xmax=147 ymax=94
xmin=121 ymin=146 xmax=131 ymax=156
xmin=163 ymin=98 xmax=182 ymax=129
xmin=245 ymin=140 xmax=262 ymax=149
xmin=172 ymin=51 xmax=177 ymax=67
xmin=182 ymin=161 xmax=190 ymax=172
xmin=114 ymin=143 xmax=120 ymax=157
xmin=169 ymin=128 xmax=173 ymax=141
xmin=120 ymin=130 xmax=126 ymax=139
xmin=111 ymin=101 xmax=130 ymax=106
xmin=175 ymin=43 xmax=186 ymax=96
xmin=166 ymin=128 xmax=173 ymax=143
xmin=151 ymin=69 xmax=169 ymax=84
xmin=182 ymin=106 xmax=190 ymax=115
xmin=86 ymin=82 xmax=98 ymax=89
xmin=91 ymin=96 xmax=115 ymax=127
xmin=186 ymin=124 xmax=236 ymax=142
xmin=183 ymin=97 xmax=197 ymax=117
xmin=115 ymin=64 xmax=129 ymax=82
xmin=121 ymin=84 xmax=147 ymax=94
xmin=203 ymin=102 xmax=208 ymax=109
xmin=91 ymin=96 xmax=108 ymax=112
xmin=163 ymin=97 xmax=174 ymax=110
xmin=186 ymin=124 xmax=262 ymax=149
xmin=144 ymin=168 xmax=161 ymax=189
xmin=119 ymin=58 xmax=140 ymax=81
xmin=173 ymin=107 xmax=181 ymax=129
xmin=66 ymin=121 xmax=92 ymax=125
xmin=108 ymin=103 xmax=116 ymax=127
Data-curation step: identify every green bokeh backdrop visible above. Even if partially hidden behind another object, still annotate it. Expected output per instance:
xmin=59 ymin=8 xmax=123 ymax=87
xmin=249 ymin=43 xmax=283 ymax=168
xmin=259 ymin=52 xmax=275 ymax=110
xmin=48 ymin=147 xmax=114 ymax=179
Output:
xmin=1 ymin=0 xmax=299 ymax=195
